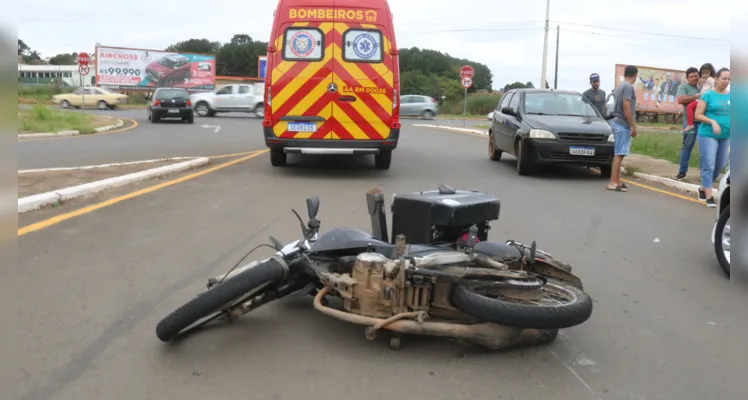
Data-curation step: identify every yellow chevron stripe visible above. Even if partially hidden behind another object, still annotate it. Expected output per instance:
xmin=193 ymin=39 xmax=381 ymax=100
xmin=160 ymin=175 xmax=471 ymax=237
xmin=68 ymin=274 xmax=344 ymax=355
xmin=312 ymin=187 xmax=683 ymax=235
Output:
xmin=331 ymin=46 xmax=393 ymax=111
xmin=331 ymin=103 xmax=369 ymax=140
xmin=271 ymin=22 xmax=331 ymax=83
xmin=272 ymin=43 xmax=334 ymax=108
xmin=331 ymin=74 xmax=388 ymax=138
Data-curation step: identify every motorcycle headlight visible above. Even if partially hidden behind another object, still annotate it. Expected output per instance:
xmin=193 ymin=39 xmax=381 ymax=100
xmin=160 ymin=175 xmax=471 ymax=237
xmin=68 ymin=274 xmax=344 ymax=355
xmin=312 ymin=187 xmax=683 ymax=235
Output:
xmin=608 ymin=134 xmax=615 ymax=142
xmin=529 ymin=129 xmax=555 ymax=139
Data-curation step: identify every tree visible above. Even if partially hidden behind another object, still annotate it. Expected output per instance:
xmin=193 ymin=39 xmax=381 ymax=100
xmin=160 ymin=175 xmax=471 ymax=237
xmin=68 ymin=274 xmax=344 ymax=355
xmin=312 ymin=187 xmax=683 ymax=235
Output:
xmin=397 ymin=47 xmax=493 ymax=93
xmin=502 ymin=81 xmax=529 ymax=92
xmin=525 ymin=81 xmax=535 ymax=88
xmin=166 ymin=38 xmax=222 ymax=54
xmin=49 ymin=53 xmax=78 ymax=65
xmin=18 ymin=39 xmax=29 ymax=55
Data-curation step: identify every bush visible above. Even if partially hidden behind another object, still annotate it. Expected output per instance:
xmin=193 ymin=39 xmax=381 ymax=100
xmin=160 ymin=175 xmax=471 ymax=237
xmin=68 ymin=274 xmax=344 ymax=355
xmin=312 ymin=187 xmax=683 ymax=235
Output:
xmin=442 ymin=92 xmax=502 ymax=115
xmin=18 ymin=105 xmax=95 ymax=134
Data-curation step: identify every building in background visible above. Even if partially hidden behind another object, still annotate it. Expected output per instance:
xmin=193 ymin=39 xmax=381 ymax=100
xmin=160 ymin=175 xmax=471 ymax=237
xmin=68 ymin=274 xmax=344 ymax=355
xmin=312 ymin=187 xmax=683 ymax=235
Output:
xmin=18 ymin=64 xmax=94 ymax=88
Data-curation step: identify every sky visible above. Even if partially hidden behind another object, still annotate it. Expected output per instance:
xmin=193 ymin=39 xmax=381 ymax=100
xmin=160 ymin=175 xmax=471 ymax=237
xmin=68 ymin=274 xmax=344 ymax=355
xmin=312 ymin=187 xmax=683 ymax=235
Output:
xmin=14 ymin=0 xmax=731 ymax=94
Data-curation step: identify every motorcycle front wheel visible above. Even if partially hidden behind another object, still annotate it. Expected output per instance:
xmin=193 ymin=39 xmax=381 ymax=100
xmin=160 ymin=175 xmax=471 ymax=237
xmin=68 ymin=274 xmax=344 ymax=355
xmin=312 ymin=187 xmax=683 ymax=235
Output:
xmin=155 ymin=258 xmax=286 ymax=342
xmin=451 ymin=279 xmax=593 ymax=329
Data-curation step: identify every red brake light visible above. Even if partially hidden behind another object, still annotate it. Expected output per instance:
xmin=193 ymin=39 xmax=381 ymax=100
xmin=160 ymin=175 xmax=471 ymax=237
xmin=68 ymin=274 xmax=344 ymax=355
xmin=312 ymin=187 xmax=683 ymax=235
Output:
xmin=431 ymin=98 xmax=437 ymax=103
xmin=153 ymin=99 xmax=161 ymax=106
xmin=186 ymin=99 xmax=192 ymax=107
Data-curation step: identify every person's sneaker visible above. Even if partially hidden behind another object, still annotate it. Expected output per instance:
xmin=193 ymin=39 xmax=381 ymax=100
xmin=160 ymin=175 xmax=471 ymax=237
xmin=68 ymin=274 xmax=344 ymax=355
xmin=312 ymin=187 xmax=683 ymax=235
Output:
xmin=698 ymin=188 xmax=707 ymax=201
xmin=706 ymin=197 xmax=717 ymax=208
xmin=675 ymin=172 xmax=687 ymax=180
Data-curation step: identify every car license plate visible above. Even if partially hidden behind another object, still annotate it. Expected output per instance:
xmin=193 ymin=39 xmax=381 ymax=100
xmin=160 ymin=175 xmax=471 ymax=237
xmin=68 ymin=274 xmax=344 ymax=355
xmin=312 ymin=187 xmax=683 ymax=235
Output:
xmin=569 ymin=146 xmax=595 ymax=156
xmin=288 ymin=122 xmax=316 ymax=132
xmin=168 ymin=109 xmax=179 ymax=114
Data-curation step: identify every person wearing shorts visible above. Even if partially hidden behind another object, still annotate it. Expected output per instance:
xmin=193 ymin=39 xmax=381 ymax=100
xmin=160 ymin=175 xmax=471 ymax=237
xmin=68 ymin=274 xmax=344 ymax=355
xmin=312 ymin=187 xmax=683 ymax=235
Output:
xmin=606 ymin=65 xmax=638 ymax=192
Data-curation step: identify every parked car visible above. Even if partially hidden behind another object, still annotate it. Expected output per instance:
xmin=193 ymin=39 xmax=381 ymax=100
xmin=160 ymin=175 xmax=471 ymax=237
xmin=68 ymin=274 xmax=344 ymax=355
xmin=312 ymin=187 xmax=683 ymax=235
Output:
xmin=711 ymin=170 xmax=730 ymax=276
xmin=147 ymin=87 xmax=194 ymax=123
xmin=487 ymin=88 xmax=615 ymax=176
xmin=190 ymin=84 xmax=265 ymax=118
xmin=487 ymin=111 xmax=494 ymax=121
xmin=52 ymin=87 xmax=129 ymax=110
xmin=399 ymin=95 xmax=439 ymax=119
xmin=146 ymin=54 xmax=191 ymax=87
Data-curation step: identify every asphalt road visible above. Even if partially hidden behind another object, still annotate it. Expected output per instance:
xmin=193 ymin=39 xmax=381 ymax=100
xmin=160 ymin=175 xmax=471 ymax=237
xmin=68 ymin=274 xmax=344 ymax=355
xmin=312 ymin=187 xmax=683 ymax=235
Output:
xmin=13 ymin=122 xmax=746 ymax=400
xmin=18 ymin=107 xmax=486 ymax=169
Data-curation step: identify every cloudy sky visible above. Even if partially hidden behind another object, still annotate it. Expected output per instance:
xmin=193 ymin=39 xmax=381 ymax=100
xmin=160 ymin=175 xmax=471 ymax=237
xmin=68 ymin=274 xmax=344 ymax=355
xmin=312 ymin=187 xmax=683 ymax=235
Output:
xmin=15 ymin=0 xmax=730 ymax=93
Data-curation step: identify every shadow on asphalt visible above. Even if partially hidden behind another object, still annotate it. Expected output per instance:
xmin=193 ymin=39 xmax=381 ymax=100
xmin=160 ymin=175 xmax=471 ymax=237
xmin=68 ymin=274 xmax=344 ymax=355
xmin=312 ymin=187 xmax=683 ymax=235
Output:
xmin=490 ymin=159 xmax=607 ymax=181
xmin=269 ymin=154 xmax=390 ymax=178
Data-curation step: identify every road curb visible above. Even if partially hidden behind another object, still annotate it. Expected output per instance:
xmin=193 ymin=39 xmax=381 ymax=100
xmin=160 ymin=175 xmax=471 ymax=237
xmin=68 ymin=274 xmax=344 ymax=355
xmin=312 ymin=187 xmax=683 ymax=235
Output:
xmin=94 ymin=119 xmax=124 ymax=133
xmin=18 ymin=157 xmax=210 ymax=213
xmin=19 ymin=157 xmax=198 ymax=174
xmin=18 ymin=130 xmax=79 ymax=139
xmin=413 ymin=124 xmax=488 ymax=136
xmin=622 ymin=168 xmax=716 ymax=196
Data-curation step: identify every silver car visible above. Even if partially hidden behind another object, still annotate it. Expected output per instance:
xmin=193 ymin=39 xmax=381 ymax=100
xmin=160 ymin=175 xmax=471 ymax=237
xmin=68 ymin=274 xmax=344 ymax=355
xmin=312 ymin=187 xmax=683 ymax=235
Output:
xmin=399 ymin=95 xmax=439 ymax=119
xmin=711 ymin=170 xmax=730 ymax=277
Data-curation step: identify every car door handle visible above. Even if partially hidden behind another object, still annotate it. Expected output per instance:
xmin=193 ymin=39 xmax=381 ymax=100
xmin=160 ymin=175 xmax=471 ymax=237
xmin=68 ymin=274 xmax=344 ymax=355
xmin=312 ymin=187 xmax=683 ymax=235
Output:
xmin=338 ymin=96 xmax=357 ymax=102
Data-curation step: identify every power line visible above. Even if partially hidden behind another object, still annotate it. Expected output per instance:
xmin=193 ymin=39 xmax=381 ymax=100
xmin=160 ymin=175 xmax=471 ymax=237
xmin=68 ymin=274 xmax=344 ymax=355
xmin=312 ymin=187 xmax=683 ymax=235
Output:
xmin=561 ymin=27 xmax=729 ymax=55
xmin=551 ymin=20 xmax=729 ymax=42
xmin=408 ymin=27 xmax=542 ymax=34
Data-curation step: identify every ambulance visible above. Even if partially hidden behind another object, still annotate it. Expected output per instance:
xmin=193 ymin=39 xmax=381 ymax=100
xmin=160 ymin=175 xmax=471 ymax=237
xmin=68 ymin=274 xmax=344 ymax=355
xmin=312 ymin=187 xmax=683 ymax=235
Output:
xmin=262 ymin=0 xmax=401 ymax=169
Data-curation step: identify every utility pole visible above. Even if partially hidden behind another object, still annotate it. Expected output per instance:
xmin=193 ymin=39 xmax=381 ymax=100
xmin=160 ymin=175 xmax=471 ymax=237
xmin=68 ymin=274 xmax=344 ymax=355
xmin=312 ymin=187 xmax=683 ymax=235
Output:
xmin=540 ymin=0 xmax=550 ymax=89
xmin=554 ymin=25 xmax=559 ymax=89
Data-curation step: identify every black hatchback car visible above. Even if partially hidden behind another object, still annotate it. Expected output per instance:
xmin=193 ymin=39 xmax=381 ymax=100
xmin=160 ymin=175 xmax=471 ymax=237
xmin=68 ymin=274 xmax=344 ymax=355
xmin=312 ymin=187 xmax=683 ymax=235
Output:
xmin=148 ymin=88 xmax=194 ymax=123
xmin=488 ymin=89 xmax=615 ymax=176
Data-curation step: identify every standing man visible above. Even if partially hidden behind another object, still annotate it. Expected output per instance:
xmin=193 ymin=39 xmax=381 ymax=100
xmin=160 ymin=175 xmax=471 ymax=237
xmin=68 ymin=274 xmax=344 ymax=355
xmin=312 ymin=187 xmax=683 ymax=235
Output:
xmin=583 ymin=73 xmax=607 ymax=116
xmin=607 ymin=65 xmax=638 ymax=192
xmin=674 ymin=67 xmax=702 ymax=181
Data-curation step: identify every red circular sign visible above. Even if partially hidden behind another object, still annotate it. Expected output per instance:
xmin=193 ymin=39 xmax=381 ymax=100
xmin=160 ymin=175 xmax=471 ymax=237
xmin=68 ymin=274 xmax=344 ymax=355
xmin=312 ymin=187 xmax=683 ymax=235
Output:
xmin=460 ymin=65 xmax=475 ymax=79
xmin=460 ymin=77 xmax=473 ymax=88
xmin=77 ymin=52 xmax=90 ymax=65
xmin=78 ymin=64 xmax=90 ymax=76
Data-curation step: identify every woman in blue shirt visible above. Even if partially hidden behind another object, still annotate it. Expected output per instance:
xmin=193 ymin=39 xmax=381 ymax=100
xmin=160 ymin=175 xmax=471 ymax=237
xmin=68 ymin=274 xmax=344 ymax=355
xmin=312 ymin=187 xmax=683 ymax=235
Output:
xmin=695 ymin=67 xmax=730 ymax=207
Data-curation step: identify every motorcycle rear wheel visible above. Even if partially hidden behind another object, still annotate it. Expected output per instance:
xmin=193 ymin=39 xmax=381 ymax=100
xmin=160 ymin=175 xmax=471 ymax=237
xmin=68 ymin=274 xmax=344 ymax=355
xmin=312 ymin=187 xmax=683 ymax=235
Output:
xmin=155 ymin=259 xmax=285 ymax=342
xmin=451 ymin=279 xmax=593 ymax=329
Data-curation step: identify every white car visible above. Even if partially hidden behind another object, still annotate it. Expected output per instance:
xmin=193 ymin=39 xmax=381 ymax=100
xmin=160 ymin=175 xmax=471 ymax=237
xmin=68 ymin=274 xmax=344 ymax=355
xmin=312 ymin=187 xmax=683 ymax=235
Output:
xmin=711 ymin=170 xmax=730 ymax=276
xmin=190 ymin=83 xmax=265 ymax=118
xmin=487 ymin=111 xmax=494 ymax=121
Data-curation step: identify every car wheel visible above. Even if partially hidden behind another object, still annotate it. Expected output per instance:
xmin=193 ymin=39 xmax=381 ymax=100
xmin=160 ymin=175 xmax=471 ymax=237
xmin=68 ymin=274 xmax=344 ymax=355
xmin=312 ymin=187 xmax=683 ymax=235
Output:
xmin=515 ymin=139 xmax=534 ymax=176
xmin=187 ymin=113 xmax=194 ymax=124
xmin=599 ymin=164 xmax=613 ymax=178
xmin=195 ymin=102 xmax=212 ymax=117
xmin=488 ymin=132 xmax=502 ymax=161
xmin=375 ymin=151 xmax=392 ymax=170
xmin=254 ymin=104 xmax=265 ymax=119
xmin=714 ymin=205 xmax=730 ymax=277
xmin=151 ymin=113 xmax=160 ymax=123
xmin=61 ymin=100 xmax=71 ymax=109
xmin=147 ymin=109 xmax=151 ymax=121
xmin=270 ymin=148 xmax=287 ymax=167
xmin=421 ymin=110 xmax=435 ymax=120
xmin=98 ymin=101 xmax=108 ymax=110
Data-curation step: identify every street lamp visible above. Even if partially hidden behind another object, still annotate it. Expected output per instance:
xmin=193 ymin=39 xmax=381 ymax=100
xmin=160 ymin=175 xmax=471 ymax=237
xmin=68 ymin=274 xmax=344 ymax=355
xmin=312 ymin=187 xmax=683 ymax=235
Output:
xmin=540 ymin=0 xmax=550 ymax=89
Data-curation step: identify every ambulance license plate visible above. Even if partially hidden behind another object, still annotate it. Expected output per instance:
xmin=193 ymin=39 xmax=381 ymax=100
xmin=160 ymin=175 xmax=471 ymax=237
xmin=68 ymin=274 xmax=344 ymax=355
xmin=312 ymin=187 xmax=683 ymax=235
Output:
xmin=569 ymin=146 xmax=595 ymax=156
xmin=288 ymin=122 xmax=316 ymax=132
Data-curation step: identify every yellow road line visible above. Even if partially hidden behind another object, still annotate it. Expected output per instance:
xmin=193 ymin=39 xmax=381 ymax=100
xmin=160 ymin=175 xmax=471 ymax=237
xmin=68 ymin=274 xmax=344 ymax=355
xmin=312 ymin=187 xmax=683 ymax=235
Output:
xmin=426 ymin=125 xmax=704 ymax=206
xmin=207 ymin=150 xmax=262 ymax=159
xmin=18 ymin=150 xmax=269 ymax=237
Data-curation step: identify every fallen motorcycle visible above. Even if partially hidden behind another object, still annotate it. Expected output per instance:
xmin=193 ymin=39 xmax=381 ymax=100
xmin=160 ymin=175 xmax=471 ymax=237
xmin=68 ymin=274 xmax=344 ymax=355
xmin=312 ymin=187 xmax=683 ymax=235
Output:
xmin=156 ymin=185 xmax=593 ymax=350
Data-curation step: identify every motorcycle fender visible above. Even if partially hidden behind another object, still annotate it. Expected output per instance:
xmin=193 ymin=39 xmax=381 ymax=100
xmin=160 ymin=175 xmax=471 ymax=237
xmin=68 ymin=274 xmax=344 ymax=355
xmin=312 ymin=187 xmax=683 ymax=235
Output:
xmin=529 ymin=260 xmax=584 ymax=291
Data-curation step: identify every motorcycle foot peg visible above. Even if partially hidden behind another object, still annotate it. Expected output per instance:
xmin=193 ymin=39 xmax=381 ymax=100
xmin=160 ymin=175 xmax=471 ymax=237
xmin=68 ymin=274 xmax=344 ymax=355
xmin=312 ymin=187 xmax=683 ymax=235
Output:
xmin=364 ymin=327 xmax=377 ymax=340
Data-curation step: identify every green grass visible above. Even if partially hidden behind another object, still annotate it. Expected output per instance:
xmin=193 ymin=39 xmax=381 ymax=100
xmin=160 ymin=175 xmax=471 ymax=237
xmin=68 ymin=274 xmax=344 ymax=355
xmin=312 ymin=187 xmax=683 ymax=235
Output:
xmin=18 ymin=105 xmax=97 ymax=134
xmin=630 ymin=130 xmax=699 ymax=167
xmin=18 ymin=85 xmax=71 ymax=103
xmin=473 ymin=124 xmax=490 ymax=130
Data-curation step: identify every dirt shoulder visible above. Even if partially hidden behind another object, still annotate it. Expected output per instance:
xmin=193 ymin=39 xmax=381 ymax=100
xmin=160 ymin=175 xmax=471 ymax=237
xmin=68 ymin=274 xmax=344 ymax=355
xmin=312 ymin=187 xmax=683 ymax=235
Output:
xmin=19 ymin=160 xmax=182 ymax=198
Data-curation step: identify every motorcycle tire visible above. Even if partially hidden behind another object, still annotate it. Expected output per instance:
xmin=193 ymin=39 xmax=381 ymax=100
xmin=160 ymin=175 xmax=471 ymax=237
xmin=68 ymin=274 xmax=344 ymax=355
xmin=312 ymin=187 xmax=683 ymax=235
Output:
xmin=450 ymin=279 xmax=593 ymax=330
xmin=155 ymin=258 xmax=286 ymax=342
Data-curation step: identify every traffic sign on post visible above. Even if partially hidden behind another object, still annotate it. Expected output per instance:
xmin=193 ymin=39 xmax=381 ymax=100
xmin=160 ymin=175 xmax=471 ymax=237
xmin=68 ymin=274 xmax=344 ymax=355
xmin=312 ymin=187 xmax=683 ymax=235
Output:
xmin=77 ymin=52 xmax=90 ymax=66
xmin=78 ymin=64 xmax=90 ymax=76
xmin=459 ymin=65 xmax=475 ymax=79
xmin=460 ymin=77 xmax=473 ymax=89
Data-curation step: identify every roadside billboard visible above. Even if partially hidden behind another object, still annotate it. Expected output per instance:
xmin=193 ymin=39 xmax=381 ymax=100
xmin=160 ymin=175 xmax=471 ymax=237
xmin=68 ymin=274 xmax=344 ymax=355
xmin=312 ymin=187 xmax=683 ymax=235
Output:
xmin=614 ymin=64 xmax=686 ymax=114
xmin=95 ymin=46 xmax=216 ymax=92
xmin=258 ymin=56 xmax=267 ymax=79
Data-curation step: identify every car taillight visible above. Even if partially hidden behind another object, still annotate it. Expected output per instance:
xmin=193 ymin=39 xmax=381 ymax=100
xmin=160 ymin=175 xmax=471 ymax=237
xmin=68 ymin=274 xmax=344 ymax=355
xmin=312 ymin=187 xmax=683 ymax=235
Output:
xmin=186 ymin=99 xmax=192 ymax=107
xmin=266 ymin=85 xmax=272 ymax=107
xmin=153 ymin=99 xmax=161 ymax=106
xmin=392 ymin=89 xmax=398 ymax=110
xmin=431 ymin=98 xmax=437 ymax=103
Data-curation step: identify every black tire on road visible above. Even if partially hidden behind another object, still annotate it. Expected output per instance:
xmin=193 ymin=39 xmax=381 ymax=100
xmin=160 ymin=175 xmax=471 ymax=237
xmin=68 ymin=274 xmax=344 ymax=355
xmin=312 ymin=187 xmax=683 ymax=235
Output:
xmin=515 ymin=139 xmax=534 ymax=176
xmin=155 ymin=258 xmax=287 ymax=342
xmin=98 ymin=101 xmax=108 ymax=110
xmin=714 ymin=205 xmax=730 ymax=277
xmin=488 ymin=133 xmax=502 ymax=161
xmin=421 ymin=110 xmax=435 ymax=120
xmin=375 ymin=151 xmax=392 ymax=170
xmin=270 ymin=148 xmax=287 ymax=167
xmin=451 ymin=279 xmax=593 ymax=329
xmin=599 ymin=164 xmax=613 ymax=178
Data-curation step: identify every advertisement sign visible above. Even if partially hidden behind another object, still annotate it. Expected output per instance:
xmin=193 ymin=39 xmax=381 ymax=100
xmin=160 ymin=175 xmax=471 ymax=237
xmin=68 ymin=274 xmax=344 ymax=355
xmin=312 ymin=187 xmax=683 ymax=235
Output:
xmin=258 ymin=56 xmax=267 ymax=79
xmin=615 ymin=64 xmax=686 ymax=114
xmin=95 ymin=46 xmax=216 ymax=92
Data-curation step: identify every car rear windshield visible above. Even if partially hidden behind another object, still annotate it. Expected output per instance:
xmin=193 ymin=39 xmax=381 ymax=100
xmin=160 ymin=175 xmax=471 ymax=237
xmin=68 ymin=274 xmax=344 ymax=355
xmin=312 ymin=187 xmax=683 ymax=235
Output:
xmin=156 ymin=89 xmax=189 ymax=99
xmin=524 ymin=92 xmax=599 ymax=117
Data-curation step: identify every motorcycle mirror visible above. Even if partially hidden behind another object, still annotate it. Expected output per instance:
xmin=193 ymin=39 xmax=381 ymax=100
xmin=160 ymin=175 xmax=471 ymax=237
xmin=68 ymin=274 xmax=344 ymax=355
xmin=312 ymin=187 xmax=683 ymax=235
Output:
xmin=529 ymin=240 xmax=537 ymax=263
xmin=269 ymin=235 xmax=283 ymax=251
xmin=306 ymin=197 xmax=320 ymax=220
